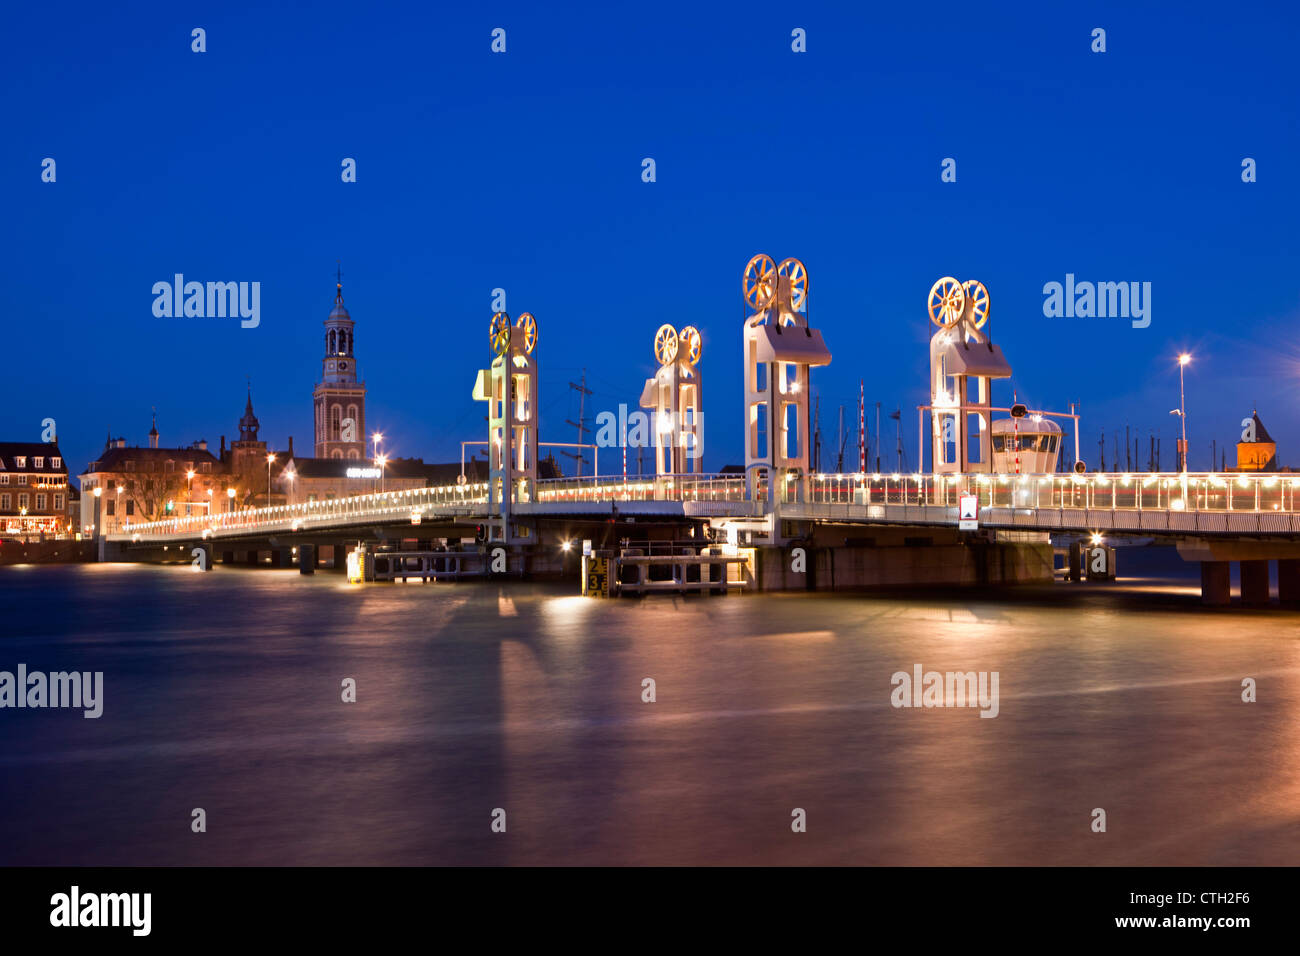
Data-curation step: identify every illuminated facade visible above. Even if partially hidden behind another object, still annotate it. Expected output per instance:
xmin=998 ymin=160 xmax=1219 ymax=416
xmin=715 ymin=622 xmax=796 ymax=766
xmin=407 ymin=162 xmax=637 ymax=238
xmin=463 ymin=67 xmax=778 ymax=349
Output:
xmin=313 ymin=281 xmax=367 ymax=460
xmin=0 ymin=441 xmax=69 ymax=535
xmin=1235 ymin=410 xmax=1277 ymax=471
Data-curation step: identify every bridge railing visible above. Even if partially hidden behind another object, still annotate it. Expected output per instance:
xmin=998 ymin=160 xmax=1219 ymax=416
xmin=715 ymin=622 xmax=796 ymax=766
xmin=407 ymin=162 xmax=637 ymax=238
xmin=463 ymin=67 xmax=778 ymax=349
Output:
xmin=803 ymin=472 xmax=1300 ymax=513
xmin=111 ymin=470 xmax=1300 ymax=542
xmin=534 ymin=473 xmax=750 ymax=503
xmin=112 ymin=481 xmax=491 ymax=541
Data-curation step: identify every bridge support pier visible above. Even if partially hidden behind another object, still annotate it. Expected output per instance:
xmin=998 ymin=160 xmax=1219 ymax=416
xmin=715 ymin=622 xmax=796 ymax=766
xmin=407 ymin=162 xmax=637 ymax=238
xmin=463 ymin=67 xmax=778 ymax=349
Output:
xmin=1278 ymin=559 xmax=1300 ymax=605
xmin=1200 ymin=561 xmax=1231 ymax=607
xmin=299 ymin=543 xmax=316 ymax=575
xmin=244 ymin=550 xmax=261 ymax=566
xmin=1240 ymin=559 xmax=1271 ymax=606
xmin=330 ymin=543 xmax=349 ymax=572
xmin=270 ymin=548 xmax=293 ymax=568
xmin=221 ymin=550 xmax=235 ymax=565
xmin=194 ymin=541 xmax=213 ymax=571
xmin=1067 ymin=541 xmax=1082 ymax=583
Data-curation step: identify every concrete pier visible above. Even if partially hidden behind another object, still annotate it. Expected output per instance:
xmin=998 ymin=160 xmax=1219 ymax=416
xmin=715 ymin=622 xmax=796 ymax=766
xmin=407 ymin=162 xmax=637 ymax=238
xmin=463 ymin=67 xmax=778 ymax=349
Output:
xmin=1239 ymin=560 xmax=1270 ymax=606
xmin=1200 ymin=561 xmax=1231 ymax=607
xmin=1279 ymin=559 xmax=1300 ymax=605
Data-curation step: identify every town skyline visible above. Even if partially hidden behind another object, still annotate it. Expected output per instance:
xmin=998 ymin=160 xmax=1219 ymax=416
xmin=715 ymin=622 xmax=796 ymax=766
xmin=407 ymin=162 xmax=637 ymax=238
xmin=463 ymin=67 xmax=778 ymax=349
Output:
xmin=6 ymin=2 xmax=1298 ymax=490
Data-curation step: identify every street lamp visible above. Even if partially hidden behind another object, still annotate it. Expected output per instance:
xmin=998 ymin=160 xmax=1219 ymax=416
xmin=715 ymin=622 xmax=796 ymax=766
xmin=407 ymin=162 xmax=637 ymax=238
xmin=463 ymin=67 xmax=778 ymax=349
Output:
xmin=227 ymin=486 xmax=237 ymax=513
xmin=266 ymin=453 xmax=276 ymax=506
xmin=376 ymin=453 xmax=387 ymax=493
xmin=1176 ymin=353 xmax=1191 ymax=472
xmin=186 ymin=469 xmax=195 ymax=515
xmin=285 ymin=468 xmax=295 ymax=506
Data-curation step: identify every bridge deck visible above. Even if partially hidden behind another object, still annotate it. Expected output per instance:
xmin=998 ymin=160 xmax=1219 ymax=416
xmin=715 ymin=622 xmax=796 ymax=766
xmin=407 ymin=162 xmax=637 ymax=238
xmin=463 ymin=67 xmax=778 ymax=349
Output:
xmin=106 ymin=472 xmax=1300 ymax=543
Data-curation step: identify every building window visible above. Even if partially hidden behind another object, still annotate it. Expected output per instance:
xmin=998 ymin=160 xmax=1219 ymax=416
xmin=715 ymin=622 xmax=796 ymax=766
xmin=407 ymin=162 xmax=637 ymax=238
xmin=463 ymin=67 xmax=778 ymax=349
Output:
xmin=348 ymin=449 xmax=360 ymax=460
xmin=0 ymin=494 xmax=9 ymax=510
xmin=201 ymin=462 xmax=212 ymax=473
xmin=331 ymin=405 xmax=342 ymax=440
xmin=166 ymin=460 xmax=175 ymax=472
xmin=331 ymin=449 xmax=343 ymax=459
xmin=14 ymin=456 xmax=25 ymax=468
xmin=126 ymin=500 xmax=135 ymax=516
xmin=35 ymin=494 xmax=46 ymax=510
xmin=18 ymin=493 xmax=29 ymax=509
xmin=52 ymin=457 xmax=61 ymax=468
xmin=105 ymin=499 xmax=114 ymax=516
xmin=16 ymin=475 xmax=26 ymax=485
xmin=54 ymin=494 xmax=63 ymax=509
xmin=0 ymin=475 xmax=7 ymax=485
xmin=33 ymin=456 xmax=44 ymax=468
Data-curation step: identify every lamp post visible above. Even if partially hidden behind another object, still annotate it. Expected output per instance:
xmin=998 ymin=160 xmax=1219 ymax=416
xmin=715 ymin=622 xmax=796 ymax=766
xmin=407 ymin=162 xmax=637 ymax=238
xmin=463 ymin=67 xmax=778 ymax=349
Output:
xmin=186 ymin=469 xmax=195 ymax=515
xmin=376 ymin=453 xmax=387 ymax=493
xmin=91 ymin=486 xmax=102 ymax=540
xmin=1176 ymin=353 xmax=1191 ymax=472
xmin=372 ymin=433 xmax=384 ymax=493
xmin=266 ymin=453 xmax=276 ymax=507
xmin=116 ymin=485 xmax=124 ymax=532
xmin=227 ymin=486 xmax=236 ymax=514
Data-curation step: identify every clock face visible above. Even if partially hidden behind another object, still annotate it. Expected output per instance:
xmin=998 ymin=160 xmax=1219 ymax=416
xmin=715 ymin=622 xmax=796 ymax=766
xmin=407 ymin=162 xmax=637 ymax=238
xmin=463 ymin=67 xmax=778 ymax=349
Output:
xmin=338 ymin=362 xmax=348 ymax=371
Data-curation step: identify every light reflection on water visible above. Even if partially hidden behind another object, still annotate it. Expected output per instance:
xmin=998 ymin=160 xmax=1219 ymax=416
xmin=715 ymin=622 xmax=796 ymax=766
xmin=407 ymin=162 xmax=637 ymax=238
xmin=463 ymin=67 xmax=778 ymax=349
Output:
xmin=1 ymin=552 xmax=1298 ymax=866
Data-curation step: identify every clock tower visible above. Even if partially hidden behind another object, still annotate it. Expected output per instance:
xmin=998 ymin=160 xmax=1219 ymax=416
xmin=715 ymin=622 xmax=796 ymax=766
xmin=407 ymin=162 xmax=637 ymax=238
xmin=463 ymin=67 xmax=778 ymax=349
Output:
xmin=313 ymin=278 xmax=367 ymax=459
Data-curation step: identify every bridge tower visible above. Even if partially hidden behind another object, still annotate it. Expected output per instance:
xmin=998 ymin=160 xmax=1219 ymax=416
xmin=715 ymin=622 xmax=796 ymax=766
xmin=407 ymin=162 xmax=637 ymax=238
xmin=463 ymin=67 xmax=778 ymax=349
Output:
xmin=640 ymin=324 xmax=704 ymax=481
xmin=926 ymin=277 xmax=1012 ymax=474
xmin=742 ymin=255 xmax=832 ymax=506
xmin=473 ymin=311 xmax=539 ymax=540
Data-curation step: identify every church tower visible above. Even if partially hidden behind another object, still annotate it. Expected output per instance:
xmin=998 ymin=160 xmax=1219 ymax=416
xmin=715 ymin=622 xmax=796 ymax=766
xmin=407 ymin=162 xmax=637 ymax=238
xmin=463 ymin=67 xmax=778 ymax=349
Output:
xmin=313 ymin=275 xmax=367 ymax=459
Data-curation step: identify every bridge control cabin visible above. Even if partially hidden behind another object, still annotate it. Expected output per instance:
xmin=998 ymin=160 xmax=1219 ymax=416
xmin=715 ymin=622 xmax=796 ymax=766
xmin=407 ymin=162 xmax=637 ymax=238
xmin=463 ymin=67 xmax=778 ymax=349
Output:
xmin=991 ymin=417 xmax=1062 ymax=474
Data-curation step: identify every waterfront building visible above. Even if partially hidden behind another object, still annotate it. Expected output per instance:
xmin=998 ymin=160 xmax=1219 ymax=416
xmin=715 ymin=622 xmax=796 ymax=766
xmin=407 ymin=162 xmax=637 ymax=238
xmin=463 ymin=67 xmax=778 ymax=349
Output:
xmin=79 ymin=416 xmax=226 ymax=533
xmin=0 ymin=441 xmax=70 ymax=536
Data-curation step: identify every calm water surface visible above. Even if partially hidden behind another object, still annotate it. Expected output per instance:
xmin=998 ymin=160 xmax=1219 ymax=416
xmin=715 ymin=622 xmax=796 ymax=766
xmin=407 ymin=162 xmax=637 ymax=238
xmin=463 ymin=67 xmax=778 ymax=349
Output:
xmin=2 ymin=551 xmax=1299 ymax=865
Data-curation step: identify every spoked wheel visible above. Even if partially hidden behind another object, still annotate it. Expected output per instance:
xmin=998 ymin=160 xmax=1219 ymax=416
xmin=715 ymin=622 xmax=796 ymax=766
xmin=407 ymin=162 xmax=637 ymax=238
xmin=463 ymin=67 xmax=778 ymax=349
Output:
xmin=654 ymin=323 xmax=679 ymax=365
xmin=776 ymin=257 xmax=808 ymax=312
xmin=678 ymin=325 xmax=701 ymax=365
xmin=961 ymin=280 xmax=989 ymax=329
xmin=515 ymin=311 xmax=538 ymax=353
xmin=927 ymin=277 xmax=965 ymax=327
xmin=742 ymin=254 xmax=777 ymax=311
xmin=490 ymin=311 xmax=511 ymax=354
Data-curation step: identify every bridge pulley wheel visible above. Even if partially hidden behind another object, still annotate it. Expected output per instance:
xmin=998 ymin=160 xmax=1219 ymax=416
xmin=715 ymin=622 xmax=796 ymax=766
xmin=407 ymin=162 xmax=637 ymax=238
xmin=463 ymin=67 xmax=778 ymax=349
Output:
xmin=776 ymin=257 xmax=808 ymax=313
xmin=677 ymin=325 xmax=701 ymax=365
xmin=742 ymin=254 xmax=777 ymax=312
xmin=515 ymin=311 xmax=538 ymax=354
xmin=490 ymin=311 xmax=511 ymax=354
xmin=654 ymin=324 xmax=679 ymax=365
xmin=927 ymin=277 xmax=965 ymax=327
xmin=961 ymin=279 xmax=990 ymax=329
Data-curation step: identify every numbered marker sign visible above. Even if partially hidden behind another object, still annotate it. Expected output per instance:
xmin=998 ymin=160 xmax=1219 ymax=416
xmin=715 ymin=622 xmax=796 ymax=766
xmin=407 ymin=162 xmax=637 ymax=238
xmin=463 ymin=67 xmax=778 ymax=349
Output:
xmin=958 ymin=493 xmax=979 ymax=530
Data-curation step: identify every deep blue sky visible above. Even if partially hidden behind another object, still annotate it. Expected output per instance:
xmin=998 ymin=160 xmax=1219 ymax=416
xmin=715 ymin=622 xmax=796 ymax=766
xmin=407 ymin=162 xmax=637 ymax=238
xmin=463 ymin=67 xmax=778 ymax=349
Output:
xmin=5 ymin=1 xmax=1298 ymax=480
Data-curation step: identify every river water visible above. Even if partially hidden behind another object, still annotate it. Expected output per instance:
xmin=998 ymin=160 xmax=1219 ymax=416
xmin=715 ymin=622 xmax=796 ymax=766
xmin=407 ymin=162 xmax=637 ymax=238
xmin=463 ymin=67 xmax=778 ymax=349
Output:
xmin=2 ymin=550 xmax=1298 ymax=865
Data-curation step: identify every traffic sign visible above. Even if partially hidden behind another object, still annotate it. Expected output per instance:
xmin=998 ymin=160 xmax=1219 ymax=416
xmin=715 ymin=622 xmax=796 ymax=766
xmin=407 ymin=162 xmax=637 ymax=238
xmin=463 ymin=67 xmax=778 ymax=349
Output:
xmin=958 ymin=493 xmax=979 ymax=530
